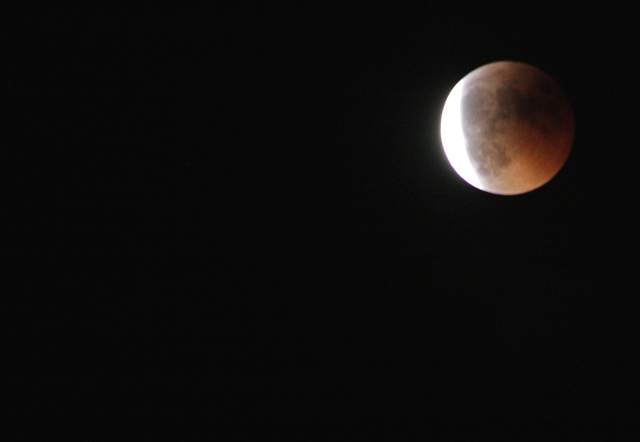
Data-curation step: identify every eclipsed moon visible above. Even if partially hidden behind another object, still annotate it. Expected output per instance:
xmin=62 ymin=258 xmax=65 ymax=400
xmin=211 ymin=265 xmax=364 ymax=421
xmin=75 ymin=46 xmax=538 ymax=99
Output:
xmin=440 ymin=61 xmax=574 ymax=195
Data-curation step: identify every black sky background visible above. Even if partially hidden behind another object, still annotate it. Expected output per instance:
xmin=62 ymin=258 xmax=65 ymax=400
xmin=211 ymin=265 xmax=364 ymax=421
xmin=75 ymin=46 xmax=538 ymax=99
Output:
xmin=5 ymin=3 xmax=640 ymax=437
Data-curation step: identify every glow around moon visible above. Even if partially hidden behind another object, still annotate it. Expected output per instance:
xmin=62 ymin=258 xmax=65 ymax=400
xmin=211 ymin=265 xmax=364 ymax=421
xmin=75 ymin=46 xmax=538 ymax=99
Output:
xmin=440 ymin=61 xmax=574 ymax=195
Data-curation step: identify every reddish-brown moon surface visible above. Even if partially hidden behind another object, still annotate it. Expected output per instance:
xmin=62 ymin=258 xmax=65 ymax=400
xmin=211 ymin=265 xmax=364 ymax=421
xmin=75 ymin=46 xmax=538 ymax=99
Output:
xmin=440 ymin=61 xmax=574 ymax=195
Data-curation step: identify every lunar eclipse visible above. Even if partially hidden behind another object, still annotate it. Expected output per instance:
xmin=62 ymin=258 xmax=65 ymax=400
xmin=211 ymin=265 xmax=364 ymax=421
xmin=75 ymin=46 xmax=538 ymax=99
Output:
xmin=441 ymin=61 xmax=574 ymax=195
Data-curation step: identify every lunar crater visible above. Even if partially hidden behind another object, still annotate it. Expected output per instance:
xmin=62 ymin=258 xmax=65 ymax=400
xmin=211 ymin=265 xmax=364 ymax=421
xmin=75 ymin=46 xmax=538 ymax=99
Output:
xmin=468 ymin=139 xmax=511 ymax=177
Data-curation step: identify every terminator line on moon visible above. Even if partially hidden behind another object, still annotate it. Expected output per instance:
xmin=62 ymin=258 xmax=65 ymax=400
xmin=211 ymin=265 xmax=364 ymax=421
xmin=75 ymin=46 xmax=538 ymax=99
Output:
xmin=441 ymin=61 xmax=574 ymax=195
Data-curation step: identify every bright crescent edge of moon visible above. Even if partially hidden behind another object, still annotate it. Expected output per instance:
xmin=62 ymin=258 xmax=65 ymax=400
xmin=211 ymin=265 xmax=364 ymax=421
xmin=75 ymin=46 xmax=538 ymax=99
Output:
xmin=440 ymin=77 xmax=483 ymax=190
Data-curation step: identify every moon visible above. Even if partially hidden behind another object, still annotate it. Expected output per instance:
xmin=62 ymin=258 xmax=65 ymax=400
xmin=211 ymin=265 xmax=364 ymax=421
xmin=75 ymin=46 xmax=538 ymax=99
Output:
xmin=440 ymin=61 xmax=574 ymax=195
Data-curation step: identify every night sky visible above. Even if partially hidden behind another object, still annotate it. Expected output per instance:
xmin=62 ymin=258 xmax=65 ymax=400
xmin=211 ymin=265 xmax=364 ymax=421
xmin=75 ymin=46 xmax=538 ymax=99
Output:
xmin=6 ymin=3 xmax=640 ymax=437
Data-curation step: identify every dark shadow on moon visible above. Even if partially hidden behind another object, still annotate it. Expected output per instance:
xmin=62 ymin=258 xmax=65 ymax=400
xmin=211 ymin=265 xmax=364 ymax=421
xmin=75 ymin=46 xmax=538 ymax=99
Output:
xmin=460 ymin=75 xmax=567 ymax=178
